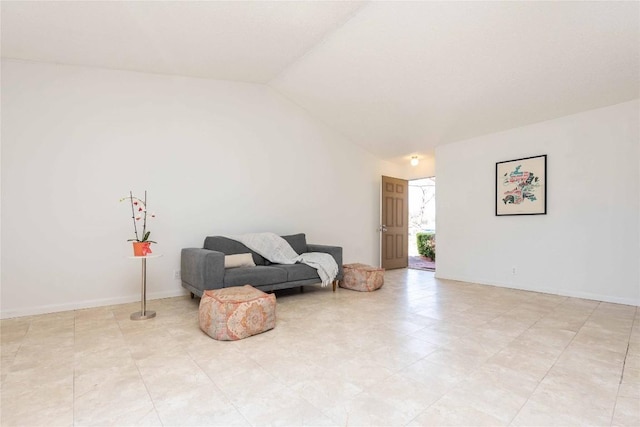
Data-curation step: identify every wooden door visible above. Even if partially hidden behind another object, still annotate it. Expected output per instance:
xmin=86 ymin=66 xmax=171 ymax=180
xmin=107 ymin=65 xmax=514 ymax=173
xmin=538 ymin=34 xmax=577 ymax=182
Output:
xmin=381 ymin=176 xmax=408 ymax=269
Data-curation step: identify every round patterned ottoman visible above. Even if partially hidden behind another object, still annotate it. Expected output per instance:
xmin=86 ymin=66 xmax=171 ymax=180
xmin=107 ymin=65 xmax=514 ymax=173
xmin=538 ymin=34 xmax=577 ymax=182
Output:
xmin=340 ymin=263 xmax=385 ymax=292
xmin=199 ymin=285 xmax=276 ymax=340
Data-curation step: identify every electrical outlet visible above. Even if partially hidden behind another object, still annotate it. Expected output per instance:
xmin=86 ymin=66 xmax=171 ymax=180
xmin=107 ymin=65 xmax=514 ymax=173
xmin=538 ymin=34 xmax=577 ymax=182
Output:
xmin=512 ymin=267 xmax=516 ymax=275
xmin=174 ymin=270 xmax=181 ymax=280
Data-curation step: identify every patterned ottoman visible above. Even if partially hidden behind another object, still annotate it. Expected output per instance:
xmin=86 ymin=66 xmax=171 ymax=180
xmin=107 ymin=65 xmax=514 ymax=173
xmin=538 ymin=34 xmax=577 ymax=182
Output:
xmin=199 ymin=285 xmax=276 ymax=340
xmin=340 ymin=263 xmax=385 ymax=292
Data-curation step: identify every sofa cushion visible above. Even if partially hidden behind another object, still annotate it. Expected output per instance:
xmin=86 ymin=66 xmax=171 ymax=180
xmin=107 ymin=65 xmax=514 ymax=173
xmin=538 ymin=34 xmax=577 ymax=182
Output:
xmin=223 ymin=266 xmax=287 ymax=288
xmin=224 ymin=253 xmax=255 ymax=268
xmin=281 ymin=233 xmax=307 ymax=255
xmin=203 ymin=236 xmax=266 ymax=266
xmin=275 ymin=264 xmax=319 ymax=282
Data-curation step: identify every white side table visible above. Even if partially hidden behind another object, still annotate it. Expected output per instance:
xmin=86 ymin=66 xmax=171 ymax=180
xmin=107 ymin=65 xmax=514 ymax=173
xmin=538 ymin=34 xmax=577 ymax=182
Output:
xmin=128 ymin=254 xmax=162 ymax=320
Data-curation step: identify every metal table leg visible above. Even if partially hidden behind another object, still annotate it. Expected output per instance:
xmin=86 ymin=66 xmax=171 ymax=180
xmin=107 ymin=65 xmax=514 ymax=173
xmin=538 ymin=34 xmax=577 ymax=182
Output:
xmin=131 ymin=257 xmax=156 ymax=320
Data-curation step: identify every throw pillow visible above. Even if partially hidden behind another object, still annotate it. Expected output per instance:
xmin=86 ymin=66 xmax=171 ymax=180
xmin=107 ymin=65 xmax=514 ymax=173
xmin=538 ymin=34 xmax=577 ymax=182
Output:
xmin=224 ymin=253 xmax=256 ymax=268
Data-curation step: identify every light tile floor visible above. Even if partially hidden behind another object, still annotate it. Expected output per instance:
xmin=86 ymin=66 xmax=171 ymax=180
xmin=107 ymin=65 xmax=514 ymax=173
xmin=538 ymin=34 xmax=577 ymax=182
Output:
xmin=1 ymin=269 xmax=638 ymax=426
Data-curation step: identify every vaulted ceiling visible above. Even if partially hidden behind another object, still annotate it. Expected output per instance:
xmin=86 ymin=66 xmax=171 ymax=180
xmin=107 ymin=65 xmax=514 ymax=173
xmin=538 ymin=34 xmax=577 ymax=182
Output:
xmin=2 ymin=1 xmax=638 ymax=164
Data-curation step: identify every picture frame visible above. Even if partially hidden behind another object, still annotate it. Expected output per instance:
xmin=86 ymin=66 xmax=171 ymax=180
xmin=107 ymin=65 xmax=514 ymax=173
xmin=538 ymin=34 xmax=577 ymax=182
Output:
xmin=496 ymin=154 xmax=547 ymax=216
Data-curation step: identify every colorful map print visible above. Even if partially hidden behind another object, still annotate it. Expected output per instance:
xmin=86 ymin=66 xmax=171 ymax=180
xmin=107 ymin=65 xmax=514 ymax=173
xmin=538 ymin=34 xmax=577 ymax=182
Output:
xmin=501 ymin=165 xmax=540 ymax=205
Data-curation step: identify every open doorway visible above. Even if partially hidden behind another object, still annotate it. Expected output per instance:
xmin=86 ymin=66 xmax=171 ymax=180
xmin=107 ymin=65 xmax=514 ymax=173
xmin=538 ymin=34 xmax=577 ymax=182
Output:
xmin=408 ymin=177 xmax=436 ymax=271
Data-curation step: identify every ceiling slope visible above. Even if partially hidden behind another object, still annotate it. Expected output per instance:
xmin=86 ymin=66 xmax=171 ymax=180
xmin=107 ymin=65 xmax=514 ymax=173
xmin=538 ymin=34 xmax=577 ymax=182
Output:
xmin=270 ymin=1 xmax=640 ymax=163
xmin=1 ymin=0 xmax=364 ymax=83
xmin=2 ymin=1 xmax=638 ymax=163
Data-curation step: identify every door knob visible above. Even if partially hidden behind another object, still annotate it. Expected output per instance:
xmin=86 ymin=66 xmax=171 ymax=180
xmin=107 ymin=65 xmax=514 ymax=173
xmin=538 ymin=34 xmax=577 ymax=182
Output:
xmin=379 ymin=224 xmax=388 ymax=232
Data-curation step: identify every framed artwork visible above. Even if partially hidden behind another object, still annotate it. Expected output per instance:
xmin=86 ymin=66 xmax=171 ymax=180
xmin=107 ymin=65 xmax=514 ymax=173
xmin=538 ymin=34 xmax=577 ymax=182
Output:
xmin=496 ymin=154 xmax=547 ymax=216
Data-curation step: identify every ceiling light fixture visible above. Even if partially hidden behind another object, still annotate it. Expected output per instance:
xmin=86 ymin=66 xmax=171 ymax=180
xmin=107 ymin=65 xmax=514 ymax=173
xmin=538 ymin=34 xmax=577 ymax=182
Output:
xmin=410 ymin=156 xmax=419 ymax=166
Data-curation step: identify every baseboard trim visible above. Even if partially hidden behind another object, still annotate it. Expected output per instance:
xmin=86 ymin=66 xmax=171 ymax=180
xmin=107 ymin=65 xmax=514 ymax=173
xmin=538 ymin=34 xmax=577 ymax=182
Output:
xmin=434 ymin=273 xmax=640 ymax=307
xmin=0 ymin=289 xmax=189 ymax=319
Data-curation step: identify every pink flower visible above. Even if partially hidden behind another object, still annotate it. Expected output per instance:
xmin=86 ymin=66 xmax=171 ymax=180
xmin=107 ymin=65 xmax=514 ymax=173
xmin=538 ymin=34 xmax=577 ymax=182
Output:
xmin=121 ymin=191 xmax=156 ymax=245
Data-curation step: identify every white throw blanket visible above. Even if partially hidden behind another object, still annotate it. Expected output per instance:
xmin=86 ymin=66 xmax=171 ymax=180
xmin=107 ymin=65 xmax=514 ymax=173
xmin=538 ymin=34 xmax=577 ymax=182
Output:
xmin=228 ymin=232 xmax=338 ymax=287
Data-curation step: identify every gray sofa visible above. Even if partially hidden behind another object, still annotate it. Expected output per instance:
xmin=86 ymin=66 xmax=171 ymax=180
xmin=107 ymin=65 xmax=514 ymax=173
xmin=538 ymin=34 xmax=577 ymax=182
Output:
xmin=181 ymin=233 xmax=343 ymax=297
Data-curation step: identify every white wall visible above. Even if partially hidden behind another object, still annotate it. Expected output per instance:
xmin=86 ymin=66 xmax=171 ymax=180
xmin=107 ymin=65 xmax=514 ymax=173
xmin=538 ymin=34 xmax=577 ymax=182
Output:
xmin=436 ymin=100 xmax=640 ymax=306
xmin=1 ymin=59 xmax=401 ymax=318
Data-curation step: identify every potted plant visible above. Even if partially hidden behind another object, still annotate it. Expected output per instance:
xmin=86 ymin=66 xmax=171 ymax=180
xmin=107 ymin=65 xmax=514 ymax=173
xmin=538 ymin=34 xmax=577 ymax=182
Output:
xmin=121 ymin=190 xmax=156 ymax=256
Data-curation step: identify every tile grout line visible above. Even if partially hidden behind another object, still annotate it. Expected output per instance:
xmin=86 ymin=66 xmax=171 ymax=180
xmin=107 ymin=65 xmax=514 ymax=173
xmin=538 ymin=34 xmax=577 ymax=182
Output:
xmin=2 ymin=320 xmax=29 ymax=383
xmin=404 ymin=281 xmax=532 ymax=427
xmin=115 ymin=309 xmax=166 ymax=427
xmin=505 ymin=300 xmax=600 ymax=426
xmin=188 ymin=348 xmax=255 ymax=426
xmin=608 ymin=345 xmax=629 ymax=426
xmin=609 ymin=312 xmax=635 ymax=427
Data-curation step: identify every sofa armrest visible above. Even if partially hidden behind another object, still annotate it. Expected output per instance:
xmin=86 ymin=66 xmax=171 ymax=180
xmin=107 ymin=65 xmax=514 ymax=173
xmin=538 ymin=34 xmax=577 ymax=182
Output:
xmin=181 ymin=248 xmax=225 ymax=294
xmin=307 ymin=244 xmax=343 ymax=280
